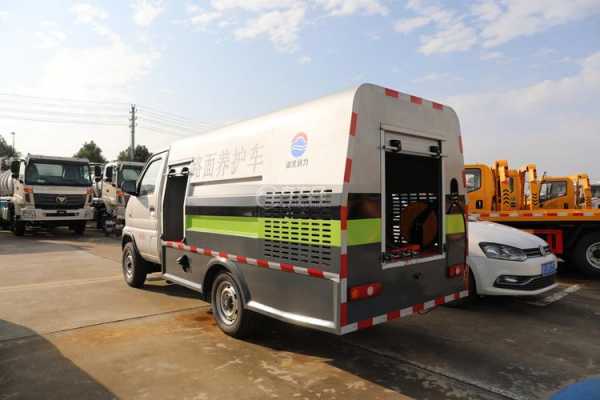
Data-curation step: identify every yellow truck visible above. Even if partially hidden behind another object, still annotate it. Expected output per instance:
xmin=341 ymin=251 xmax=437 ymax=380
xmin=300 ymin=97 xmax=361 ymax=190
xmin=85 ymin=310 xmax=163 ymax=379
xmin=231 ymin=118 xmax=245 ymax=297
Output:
xmin=465 ymin=162 xmax=600 ymax=277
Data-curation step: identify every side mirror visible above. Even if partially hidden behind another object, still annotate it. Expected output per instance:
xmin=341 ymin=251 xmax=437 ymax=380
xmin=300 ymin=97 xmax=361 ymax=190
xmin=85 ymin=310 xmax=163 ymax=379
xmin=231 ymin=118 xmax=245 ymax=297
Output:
xmin=10 ymin=161 xmax=20 ymax=178
xmin=94 ymin=165 xmax=102 ymax=178
xmin=121 ymin=180 xmax=137 ymax=196
xmin=105 ymin=166 xmax=113 ymax=182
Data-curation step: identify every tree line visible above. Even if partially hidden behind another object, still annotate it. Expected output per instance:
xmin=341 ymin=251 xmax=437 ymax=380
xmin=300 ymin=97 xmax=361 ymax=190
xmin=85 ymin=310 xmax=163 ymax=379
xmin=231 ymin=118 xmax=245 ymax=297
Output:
xmin=0 ymin=134 xmax=151 ymax=164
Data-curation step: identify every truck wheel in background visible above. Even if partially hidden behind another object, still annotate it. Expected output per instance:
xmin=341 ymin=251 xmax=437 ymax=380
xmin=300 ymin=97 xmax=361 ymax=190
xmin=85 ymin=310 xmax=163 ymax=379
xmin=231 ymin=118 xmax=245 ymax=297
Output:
xmin=11 ymin=212 xmax=25 ymax=236
xmin=122 ymin=242 xmax=147 ymax=288
xmin=73 ymin=222 xmax=86 ymax=235
xmin=445 ymin=271 xmax=478 ymax=307
xmin=574 ymin=233 xmax=600 ymax=278
xmin=211 ymin=272 xmax=255 ymax=338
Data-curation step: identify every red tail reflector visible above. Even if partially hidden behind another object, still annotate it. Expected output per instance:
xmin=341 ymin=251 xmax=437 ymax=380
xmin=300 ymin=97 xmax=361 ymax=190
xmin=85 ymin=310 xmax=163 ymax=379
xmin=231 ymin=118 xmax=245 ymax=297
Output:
xmin=349 ymin=282 xmax=382 ymax=301
xmin=448 ymin=264 xmax=465 ymax=278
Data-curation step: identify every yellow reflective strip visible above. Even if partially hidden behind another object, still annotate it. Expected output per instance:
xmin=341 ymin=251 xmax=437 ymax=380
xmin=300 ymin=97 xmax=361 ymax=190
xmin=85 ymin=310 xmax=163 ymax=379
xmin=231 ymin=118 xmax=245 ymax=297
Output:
xmin=446 ymin=214 xmax=465 ymax=235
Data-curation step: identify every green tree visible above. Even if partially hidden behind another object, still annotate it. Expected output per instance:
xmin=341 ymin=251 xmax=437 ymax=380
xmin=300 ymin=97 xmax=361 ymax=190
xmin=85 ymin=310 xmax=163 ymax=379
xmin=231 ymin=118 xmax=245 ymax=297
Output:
xmin=73 ymin=141 xmax=107 ymax=163
xmin=117 ymin=145 xmax=151 ymax=163
xmin=0 ymin=134 xmax=19 ymax=158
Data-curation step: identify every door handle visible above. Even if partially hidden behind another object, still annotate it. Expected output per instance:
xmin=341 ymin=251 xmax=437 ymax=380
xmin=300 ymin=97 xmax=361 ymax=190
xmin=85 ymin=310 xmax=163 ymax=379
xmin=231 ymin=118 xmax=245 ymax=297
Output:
xmin=149 ymin=206 xmax=155 ymax=212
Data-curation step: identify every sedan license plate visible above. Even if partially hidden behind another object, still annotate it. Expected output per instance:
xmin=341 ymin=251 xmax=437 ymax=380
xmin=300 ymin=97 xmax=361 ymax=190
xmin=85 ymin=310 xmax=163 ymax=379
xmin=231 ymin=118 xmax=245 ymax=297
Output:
xmin=541 ymin=261 xmax=557 ymax=276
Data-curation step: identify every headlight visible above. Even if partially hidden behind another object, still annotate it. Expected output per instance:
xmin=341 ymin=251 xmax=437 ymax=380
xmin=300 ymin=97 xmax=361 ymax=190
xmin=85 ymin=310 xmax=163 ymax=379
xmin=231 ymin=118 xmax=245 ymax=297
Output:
xmin=479 ymin=242 xmax=527 ymax=262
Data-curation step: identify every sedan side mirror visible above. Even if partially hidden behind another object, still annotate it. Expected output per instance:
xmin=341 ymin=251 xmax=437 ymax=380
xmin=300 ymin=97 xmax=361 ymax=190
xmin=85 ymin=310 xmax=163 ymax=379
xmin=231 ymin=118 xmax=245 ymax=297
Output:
xmin=121 ymin=180 xmax=137 ymax=196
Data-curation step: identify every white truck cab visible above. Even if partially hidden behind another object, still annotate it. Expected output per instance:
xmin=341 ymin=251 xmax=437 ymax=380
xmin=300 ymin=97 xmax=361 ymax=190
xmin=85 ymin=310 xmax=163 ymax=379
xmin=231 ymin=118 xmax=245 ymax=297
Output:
xmin=0 ymin=154 xmax=94 ymax=235
xmin=121 ymin=83 xmax=468 ymax=338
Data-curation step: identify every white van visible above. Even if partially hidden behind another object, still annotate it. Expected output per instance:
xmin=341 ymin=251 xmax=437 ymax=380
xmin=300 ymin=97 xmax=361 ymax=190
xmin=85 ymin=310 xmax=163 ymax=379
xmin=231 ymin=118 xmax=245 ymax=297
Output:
xmin=120 ymin=83 xmax=469 ymax=337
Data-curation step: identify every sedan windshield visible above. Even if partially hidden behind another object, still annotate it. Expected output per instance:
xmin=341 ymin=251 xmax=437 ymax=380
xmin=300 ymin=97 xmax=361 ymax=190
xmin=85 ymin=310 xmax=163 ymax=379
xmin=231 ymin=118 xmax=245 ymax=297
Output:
xmin=25 ymin=162 xmax=91 ymax=186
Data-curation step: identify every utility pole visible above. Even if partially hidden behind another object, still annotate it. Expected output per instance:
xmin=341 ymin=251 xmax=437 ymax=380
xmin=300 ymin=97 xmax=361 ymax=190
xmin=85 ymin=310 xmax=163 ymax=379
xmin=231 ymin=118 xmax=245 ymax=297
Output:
xmin=129 ymin=105 xmax=136 ymax=161
xmin=10 ymin=132 xmax=15 ymax=150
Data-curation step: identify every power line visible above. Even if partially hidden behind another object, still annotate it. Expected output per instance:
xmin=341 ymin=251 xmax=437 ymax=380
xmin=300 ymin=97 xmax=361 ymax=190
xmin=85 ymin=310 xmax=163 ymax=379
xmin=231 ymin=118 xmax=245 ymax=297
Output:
xmin=0 ymin=114 xmax=126 ymax=126
xmin=0 ymin=93 xmax=130 ymax=107
xmin=0 ymin=106 xmax=127 ymax=120
xmin=137 ymin=108 xmax=214 ymax=128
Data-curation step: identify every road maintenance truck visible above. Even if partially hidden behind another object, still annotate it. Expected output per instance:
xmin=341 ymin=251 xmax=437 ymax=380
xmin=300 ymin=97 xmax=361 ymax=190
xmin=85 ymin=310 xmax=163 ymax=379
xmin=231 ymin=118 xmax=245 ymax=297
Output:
xmin=120 ymin=83 xmax=469 ymax=337
xmin=92 ymin=161 xmax=144 ymax=235
xmin=465 ymin=162 xmax=600 ymax=277
xmin=0 ymin=154 xmax=95 ymax=235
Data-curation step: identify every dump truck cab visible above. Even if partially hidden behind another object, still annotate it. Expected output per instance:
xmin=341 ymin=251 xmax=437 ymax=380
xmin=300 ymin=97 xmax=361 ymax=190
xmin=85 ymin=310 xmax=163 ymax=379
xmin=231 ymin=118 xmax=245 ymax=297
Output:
xmin=0 ymin=154 xmax=94 ymax=235
xmin=94 ymin=161 xmax=145 ymax=235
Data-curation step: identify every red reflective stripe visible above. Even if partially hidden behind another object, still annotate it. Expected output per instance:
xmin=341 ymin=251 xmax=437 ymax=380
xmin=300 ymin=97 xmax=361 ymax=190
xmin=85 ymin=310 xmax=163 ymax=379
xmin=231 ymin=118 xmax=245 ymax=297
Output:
xmin=349 ymin=112 xmax=358 ymax=136
xmin=453 ymin=292 xmax=460 ymax=300
xmin=340 ymin=206 xmax=348 ymax=230
xmin=307 ymin=268 xmax=324 ymax=278
xmin=547 ymin=213 xmax=557 ymax=217
xmin=340 ymin=303 xmax=348 ymax=326
xmin=480 ymin=213 xmax=490 ymax=217
xmin=410 ymin=96 xmax=422 ymax=105
xmin=189 ymin=245 xmax=198 ymax=253
xmin=340 ymin=254 xmax=348 ymax=278
xmin=236 ymin=255 xmax=247 ymax=263
xmin=219 ymin=251 xmax=227 ymax=258
xmin=572 ymin=212 xmax=584 ymax=217
xmin=385 ymin=88 xmax=399 ymax=98
xmin=432 ymin=102 xmax=444 ymax=110
xmin=435 ymin=296 xmax=445 ymax=305
xmin=177 ymin=243 xmax=184 ymax=250
xmin=358 ymin=319 xmax=373 ymax=330
xmin=280 ymin=263 xmax=294 ymax=272
xmin=500 ymin=213 xmax=510 ymax=217
xmin=257 ymin=259 xmax=269 ymax=268
xmin=523 ymin=213 xmax=533 ymax=217
xmin=413 ymin=303 xmax=424 ymax=313
xmin=387 ymin=310 xmax=401 ymax=320
xmin=344 ymin=158 xmax=352 ymax=183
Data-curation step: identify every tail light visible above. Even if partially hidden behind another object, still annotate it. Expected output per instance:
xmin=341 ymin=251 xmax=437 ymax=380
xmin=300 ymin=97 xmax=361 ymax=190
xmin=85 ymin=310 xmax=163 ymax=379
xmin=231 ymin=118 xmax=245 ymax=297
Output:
xmin=448 ymin=264 xmax=466 ymax=278
xmin=24 ymin=187 xmax=33 ymax=203
xmin=117 ymin=191 xmax=124 ymax=204
xmin=349 ymin=282 xmax=382 ymax=301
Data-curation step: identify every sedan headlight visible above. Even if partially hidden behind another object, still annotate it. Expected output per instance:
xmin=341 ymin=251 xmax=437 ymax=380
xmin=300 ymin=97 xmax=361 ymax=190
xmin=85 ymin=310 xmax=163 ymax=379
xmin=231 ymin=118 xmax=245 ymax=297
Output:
xmin=479 ymin=242 xmax=527 ymax=262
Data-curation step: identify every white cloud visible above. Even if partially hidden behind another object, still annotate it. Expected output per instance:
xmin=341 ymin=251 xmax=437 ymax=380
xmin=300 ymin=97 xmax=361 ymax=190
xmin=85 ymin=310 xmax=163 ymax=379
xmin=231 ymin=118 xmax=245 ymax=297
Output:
xmin=131 ymin=0 xmax=165 ymax=27
xmin=184 ymin=0 xmax=387 ymax=52
xmin=394 ymin=16 xmax=430 ymax=33
xmin=315 ymin=0 xmax=388 ymax=16
xmin=298 ymin=55 xmax=312 ymax=64
xmin=234 ymin=6 xmax=305 ymax=52
xmin=71 ymin=3 xmax=108 ymax=24
xmin=480 ymin=0 xmax=600 ymax=48
xmin=448 ymin=51 xmax=600 ymax=178
xmin=412 ymin=72 xmax=453 ymax=83
xmin=396 ymin=0 xmax=600 ymax=55
xmin=35 ymin=29 xmax=67 ymax=49
xmin=480 ymin=50 xmax=503 ymax=60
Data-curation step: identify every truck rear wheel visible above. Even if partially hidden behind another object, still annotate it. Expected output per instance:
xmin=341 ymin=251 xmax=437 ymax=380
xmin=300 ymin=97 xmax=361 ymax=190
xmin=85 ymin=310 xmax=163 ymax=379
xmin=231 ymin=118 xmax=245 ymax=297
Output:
xmin=122 ymin=242 xmax=147 ymax=288
xmin=574 ymin=233 xmax=600 ymax=278
xmin=211 ymin=272 xmax=255 ymax=338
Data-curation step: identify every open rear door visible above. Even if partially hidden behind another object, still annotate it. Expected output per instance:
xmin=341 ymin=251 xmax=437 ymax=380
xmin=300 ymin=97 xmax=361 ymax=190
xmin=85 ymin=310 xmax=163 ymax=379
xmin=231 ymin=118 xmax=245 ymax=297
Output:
xmin=381 ymin=130 xmax=444 ymax=268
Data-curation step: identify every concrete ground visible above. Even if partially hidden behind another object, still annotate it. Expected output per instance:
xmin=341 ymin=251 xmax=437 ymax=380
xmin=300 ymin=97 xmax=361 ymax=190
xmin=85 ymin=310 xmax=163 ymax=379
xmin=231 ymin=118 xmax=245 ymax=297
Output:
xmin=1 ymin=228 xmax=599 ymax=400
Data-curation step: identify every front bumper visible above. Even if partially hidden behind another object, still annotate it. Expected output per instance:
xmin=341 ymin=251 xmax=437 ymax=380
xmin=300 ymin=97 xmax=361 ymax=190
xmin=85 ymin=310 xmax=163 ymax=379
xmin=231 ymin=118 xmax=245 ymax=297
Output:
xmin=468 ymin=254 xmax=559 ymax=296
xmin=19 ymin=207 xmax=95 ymax=222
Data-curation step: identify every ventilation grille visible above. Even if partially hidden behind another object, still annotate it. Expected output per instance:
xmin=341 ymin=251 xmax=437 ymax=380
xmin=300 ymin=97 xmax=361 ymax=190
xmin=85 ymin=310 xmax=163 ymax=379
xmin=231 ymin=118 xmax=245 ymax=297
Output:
xmin=262 ymin=189 xmax=334 ymax=266
xmin=389 ymin=192 xmax=438 ymax=247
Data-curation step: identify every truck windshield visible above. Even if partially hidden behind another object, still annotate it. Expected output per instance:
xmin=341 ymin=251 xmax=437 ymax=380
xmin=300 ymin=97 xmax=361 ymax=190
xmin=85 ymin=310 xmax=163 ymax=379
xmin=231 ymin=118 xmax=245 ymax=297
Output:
xmin=25 ymin=162 xmax=91 ymax=187
xmin=119 ymin=166 xmax=143 ymax=184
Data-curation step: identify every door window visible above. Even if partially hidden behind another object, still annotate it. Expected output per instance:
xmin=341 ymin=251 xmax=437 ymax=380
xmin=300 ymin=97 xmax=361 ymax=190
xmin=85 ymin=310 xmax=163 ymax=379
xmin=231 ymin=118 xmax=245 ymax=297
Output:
xmin=138 ymin=158 xmax=162 ymax=196
xmin=540 ymin=181 xmax=567 ymax=202
xmin=465 ymin=169 xmax=481 ymax=193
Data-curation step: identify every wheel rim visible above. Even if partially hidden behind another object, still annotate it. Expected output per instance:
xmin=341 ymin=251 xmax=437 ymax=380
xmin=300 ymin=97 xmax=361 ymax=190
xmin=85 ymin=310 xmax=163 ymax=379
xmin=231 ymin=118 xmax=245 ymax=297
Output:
xmin=215 ymin=280 xmax=239 ymax=326
xmin=124 ymin=252 xmax=135 ymax=280
xmin=586 ymin=242 xmax=600 ymax=270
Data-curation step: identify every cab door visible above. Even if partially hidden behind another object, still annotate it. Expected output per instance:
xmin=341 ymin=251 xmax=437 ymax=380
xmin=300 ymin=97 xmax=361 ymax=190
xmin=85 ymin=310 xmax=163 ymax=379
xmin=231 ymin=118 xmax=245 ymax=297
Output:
xmin=126 ymin=153 xmax=167 ymax=262
xmin=465 ymin=167 xmax=493 ymax=211
xmin=539 ymin=180 xmax=571 ymax=209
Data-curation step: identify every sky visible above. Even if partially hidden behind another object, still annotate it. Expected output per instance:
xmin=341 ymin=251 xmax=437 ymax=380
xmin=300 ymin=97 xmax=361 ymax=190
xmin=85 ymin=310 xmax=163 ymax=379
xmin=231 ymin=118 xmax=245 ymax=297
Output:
xmin=0 ymin=0 xmax=599 ymax=178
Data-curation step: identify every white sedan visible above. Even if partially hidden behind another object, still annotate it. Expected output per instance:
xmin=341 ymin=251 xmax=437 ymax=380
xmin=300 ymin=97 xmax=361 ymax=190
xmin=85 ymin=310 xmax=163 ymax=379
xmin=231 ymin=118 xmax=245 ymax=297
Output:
xmin=468 ymin=221 xmax=559 ymax=296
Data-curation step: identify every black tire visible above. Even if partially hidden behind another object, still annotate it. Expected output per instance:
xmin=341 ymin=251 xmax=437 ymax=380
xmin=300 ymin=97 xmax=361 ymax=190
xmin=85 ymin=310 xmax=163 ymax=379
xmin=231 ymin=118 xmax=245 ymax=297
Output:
xmin=73 ymin=222 xmax=86 ymax=235
xmin=122 ymin=242 xmax=148 ymax=288
xmin=211 ymin=272 xmax=254 ymax=338
xmin=573 ymin=233 xmax=600 ymax=278
xmin=12 ymin=211 xmax=25 ymax=236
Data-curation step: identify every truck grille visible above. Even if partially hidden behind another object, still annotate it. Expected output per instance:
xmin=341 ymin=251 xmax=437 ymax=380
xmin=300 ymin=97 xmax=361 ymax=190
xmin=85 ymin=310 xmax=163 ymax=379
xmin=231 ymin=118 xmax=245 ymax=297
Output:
xmin=34 ymin=193 xmax=86 ymax=210
xmin=523 ymin=246 xmax=552 ymax=258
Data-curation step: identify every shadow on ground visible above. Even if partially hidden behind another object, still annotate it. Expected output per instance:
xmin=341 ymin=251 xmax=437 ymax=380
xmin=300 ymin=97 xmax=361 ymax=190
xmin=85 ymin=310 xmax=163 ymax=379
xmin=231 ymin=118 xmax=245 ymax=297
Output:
xmin=0 ymin=320 xmax=115 ymax=400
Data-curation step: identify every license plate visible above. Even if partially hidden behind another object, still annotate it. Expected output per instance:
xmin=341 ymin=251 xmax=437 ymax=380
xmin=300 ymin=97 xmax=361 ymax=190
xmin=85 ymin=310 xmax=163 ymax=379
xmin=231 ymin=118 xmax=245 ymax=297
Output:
xmin=541 ymin=261 xmax=557 ymax=276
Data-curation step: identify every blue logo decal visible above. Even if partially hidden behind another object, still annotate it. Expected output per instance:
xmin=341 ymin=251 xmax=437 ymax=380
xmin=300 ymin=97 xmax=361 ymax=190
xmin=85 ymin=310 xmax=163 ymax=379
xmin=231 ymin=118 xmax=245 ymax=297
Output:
xmin=291 ymin=132 xmax=308 ymax=158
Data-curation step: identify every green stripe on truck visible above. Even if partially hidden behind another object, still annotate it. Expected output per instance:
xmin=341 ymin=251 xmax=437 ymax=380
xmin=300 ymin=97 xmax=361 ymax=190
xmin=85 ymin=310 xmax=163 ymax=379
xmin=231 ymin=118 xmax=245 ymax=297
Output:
xmin=445 ymin=214 xmax=465 ymax=235
xmin=185 ymin=215 xmax=383 ymax=246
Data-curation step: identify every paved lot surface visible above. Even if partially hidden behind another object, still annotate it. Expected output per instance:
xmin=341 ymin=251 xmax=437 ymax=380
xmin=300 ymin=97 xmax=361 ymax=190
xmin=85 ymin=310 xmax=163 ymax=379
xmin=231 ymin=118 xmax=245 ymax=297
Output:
xmin=1 ymin=228 xmax=599 ymax=400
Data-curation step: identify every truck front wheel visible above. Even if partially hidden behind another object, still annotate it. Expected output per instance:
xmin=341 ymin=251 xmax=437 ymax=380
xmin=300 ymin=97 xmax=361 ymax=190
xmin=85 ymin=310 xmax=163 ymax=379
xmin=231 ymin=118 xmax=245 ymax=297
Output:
xmin=122 ymin=242 xmax=148 ymax=288
xmin=12 ymin=213 xmax=25 ymax=236
xmin=211 ymin=272 xmax=255 ymax=338
xmin=574 ymin=233 xmax=600 ymax=278
xmin=73 ymin=222 xmax=86 ymax=235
